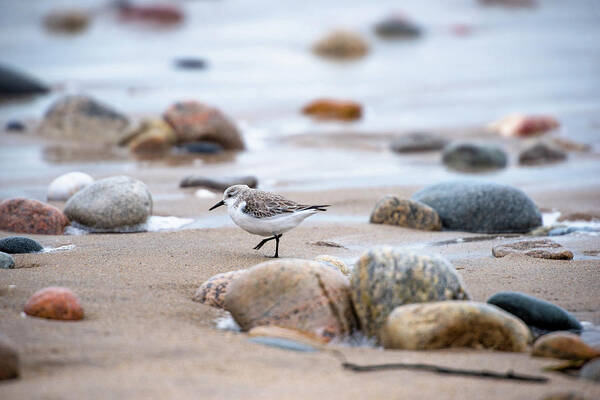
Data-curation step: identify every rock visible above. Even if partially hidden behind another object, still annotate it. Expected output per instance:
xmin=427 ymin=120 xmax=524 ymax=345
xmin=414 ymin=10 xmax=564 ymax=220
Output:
xmin=64 ymin=176 xmax=152 ymax=230
xmin=118 ymin=3 xmax=184 ymax=24
xmin=311 ymin=240 xmax=346 ymax=249
xmin=442 ymin=142 xmax=508 ymax=172
xmin=412 ymin=181 xmax=542 ymax=233
xmin=314 ymin=255 xmax=351 ymax=276
xmin=351 ymin=247 xmax=470 ymax=339
xmin=0 ymin=236 xmax=43 ymax=254
xmin=248 ymin=337 xmax=318 ymax=353
xmin=381 ymin=301 xmax=531 ymax=351
xmin=551 ymin=137 xmax=591 ymax=153
xmin=5 ymin=120 xmax=25 ymax=132
xmin=248 ymin=326 xmax=327 ymax=347
xmin=374 ymin=15 xmax=422 ymax=38
xmin=178 ymin=141 xmax=223 ymax=154
xmin=487 ymin=291 xmax=582 ymax=332
xmin=224 ymin=259 xmax=356 ymax=341
xmin=541 ymin=394 xmax=588 ymax=400
xmin=488 ymin=114 xmax=559 ymax=137
xmin=0 ymin=64 xmax=49 ymax=96
xmin=0 ymin=334 xmax=19 ymax=380
xmin=193 ymin=269 xmax=246 ymax=309
xmin=179 ymin=175 xmax=258 ymax=191
xmin=532 ymin=332 xmax=600 ymax=360
xmin=370 ymin=196 xmax=442 ymax=231
xmin=580 ymin=358 xmax=600 ymax=383
xmin=125 ymin=119 xmax=177 ymax=154
xmin=174 ymin=58 xmax=207 ymax=70
xmin=312 ymin=30 xmax=369 ymax=60
xmin=390 ymin=132 xmax=448 ymax=153
xmin=163 ymin=101 xmax=244 ymax=150
xmin=38 ymin=96 xmax=130 ymax=144
xmin=492 ymin=239 xmax=573 ymax=260
xmin=44 ymin=9 xmax=90 ymax=34
xmin=24 ymin=287 xmax=84 ymax=320
xmin=519 ymin=143 xmax=567 ymax=166
xmin=0 ymin=199 xmax=70 ymax=235
xmin=479 ymin=0 xmax=537 ymax=7
xmin=302 ymin=99 xmax=362 ymax=121
xmin=0 ymin=252 xmax=15 ymax=269
xmin=47 ymin=172 xmax=94 ymax=201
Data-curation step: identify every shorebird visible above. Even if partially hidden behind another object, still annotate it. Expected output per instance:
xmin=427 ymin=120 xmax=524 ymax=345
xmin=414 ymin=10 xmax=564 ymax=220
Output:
xmin=209 ymin=185 xmax=329 ymax=257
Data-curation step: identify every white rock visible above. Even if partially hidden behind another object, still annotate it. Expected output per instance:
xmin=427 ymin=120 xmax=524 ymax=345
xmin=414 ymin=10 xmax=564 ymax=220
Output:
xmin=47 ymin=172 xmax=94 ymax=201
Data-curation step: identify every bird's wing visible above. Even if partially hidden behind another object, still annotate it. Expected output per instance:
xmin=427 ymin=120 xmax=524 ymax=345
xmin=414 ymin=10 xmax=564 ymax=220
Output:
xmin=242 ymin=192 xmax=302 ymax=218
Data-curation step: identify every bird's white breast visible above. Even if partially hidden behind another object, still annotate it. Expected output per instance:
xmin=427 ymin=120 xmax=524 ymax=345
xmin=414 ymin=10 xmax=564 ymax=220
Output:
xmin=228 ymin=201 xmax=318 ymax=237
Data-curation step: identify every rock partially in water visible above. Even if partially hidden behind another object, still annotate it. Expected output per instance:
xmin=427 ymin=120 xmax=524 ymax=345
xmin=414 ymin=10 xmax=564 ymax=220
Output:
xmin=224 ymin=259 xmax=356 ymax=341
xmin=442 ymin=142 xmax=508 ymax=172
xmin=174 ymin=58 xmax=207 ymax=70
xmin=374 ymin=15 xmax=422 ymax=38
xmin=0 ymin=334 xmax=19 ymax=380
xmin=193 ymin=269 xmax=246 ymax=309
xmin=0 ymin=252 xmax=15 ymax=269
xmin=313 ymin=30 xmax=369 ymax=60
xmin=44 ymin=9 xmax=90 ymax=34
xmin=381 ymin=301 xmax=531 ymax=351
xmin=38 ymin=96 xmax=130 ymax=144
xmin=179 ymin=175 xmax=258 ymax=191
xmin=580 ymin=358 xmax=600 ymax=383
xmin=519 ymin=143 xmax=567 ymax=166
xmin=314 ymin=255 xmax=351 ymax=276
xmin=0 ymin=64 xmax=49 ymax=96
xmin=5 ymin=120 xmax=25 ymax=132
xmin=302 ymin=99 xmax=362 ymax=121
xmin=412 ymin=181 xmax=542 ymax=233
xmin=24 ymin=287 xmax=84 ymax=320
xmin=532 ymin=332 xmax=600 ymax=360
xmin=492 ymin=239 xmax=573 ymax=260
xmin=370 ymin=196 xmax=442 ymax=231
xmin=124 ymin=119 xmax=177 ymax=154
xmin=351 ymin=247 xmax=470 ymax=339
xmin=487 ymin=291 xmax=582 ymax=332
xmin=64 ymin=176 xmax=152 ymax=230
xmin=0 ymin=198 xmax=70 ymax=235
xmin=248 ymin=326 xmax=327 ymax=348
xmin=488 ymin=114 xmax=559 ymax=137
xmin=117 ymin=3 xmax=184 ymax=25
xmin=0 ymin=236 xmax=43 ymax=254
xmin=179 ymin=141 xmax=223 ymax=154
xmin=163 ymin=101 xmax=244 ymax=150
xmin=47 ymin=172 xmax=94 ymax=201
xmin=390 ymin=132 xmax=448 ymax=153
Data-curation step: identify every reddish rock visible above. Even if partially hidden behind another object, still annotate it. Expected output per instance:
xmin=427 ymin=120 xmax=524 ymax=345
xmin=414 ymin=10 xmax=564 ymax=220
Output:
xmin=302 ymin=99 xmax=362 ymax=121
xmin=24 ymin=287 xmax=84 ymax=321
xmin=0 ymin=198 xmax=69 ymax=235
xmin=163 ymin=101 xmax=245 ymax=150
xmin=118 ymin=3 xmax=184 ymax=24
xmin=488 ymin=114 xmax=560 ymax=137
xmin=193 ymin=269 xmax=246 ymax=309
xmin=532 ymin=332 xmax=600 ymax=361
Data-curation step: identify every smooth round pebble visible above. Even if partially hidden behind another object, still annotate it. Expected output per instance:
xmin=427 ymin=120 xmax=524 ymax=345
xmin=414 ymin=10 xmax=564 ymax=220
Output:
xmin=193 ymin=269 xmax=246 ymax=309
xmin=0 ymin=236 xmax=43 ymax=254
xmin=47 ymin=172 xmax=94 ymax=201
xmin=24 ymin=287 xmax=84 ymax=321
xmin=0 ymin=198 xmax=70 ymax=235
xmin=0 ymin=252 xmax=15 ymax=269
xmin=442 ymin=142 xmax=508 ymax=172
xmin=532 ymin=332 xmax=600 ymax=360
xmin=369 ymin=196 xmax=441 ymax=231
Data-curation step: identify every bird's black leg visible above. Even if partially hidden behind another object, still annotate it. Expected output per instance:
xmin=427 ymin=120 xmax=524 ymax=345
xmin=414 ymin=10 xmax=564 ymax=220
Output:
xmin=273 ymin=234 xmax=282 ymax=258
xmin=253 ymin=235 xmax=276 ymax=250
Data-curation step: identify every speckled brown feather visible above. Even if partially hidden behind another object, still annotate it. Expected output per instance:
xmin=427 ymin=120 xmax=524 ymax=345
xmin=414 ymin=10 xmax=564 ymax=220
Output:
xmin=235 ymin=188 xmax=329 ymax=218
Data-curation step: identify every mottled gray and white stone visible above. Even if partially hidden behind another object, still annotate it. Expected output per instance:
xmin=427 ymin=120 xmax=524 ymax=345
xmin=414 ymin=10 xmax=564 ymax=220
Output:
xmin=442 ymin=142 xmax=508 ymax=172
xmin=370 ymin=196 xmax=441 ymax=231
xmin=0 ymin=252 xmax=15 ymax=269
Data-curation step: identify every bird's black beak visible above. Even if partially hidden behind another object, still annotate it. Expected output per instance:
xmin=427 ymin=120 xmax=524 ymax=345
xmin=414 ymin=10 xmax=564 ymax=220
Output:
xmin=209 ymin=200 xmax=225 ymax=211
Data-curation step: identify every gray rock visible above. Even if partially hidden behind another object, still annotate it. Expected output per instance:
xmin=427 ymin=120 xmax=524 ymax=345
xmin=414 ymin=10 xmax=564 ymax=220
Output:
xmin=0 ymin=334 xmax=19 ymax=380
xmin=0 ymin=252 xmax=15 ymax=269
xmin=0 ymin=236 xmax=43 ymax=254
xmin=0 ymin=64 xmax=48 ymax=95
xmin=492 ymin=239 xmax=573 ymax=260
xmin=64 ymin=176 xmax=152 ymax=230
xmin=374 ymin=16 xmax=422 ymax=38
xmin=519 ymin=143 xmax=567 ymax=166
xmin=412 ymin=181 xmax=542 ymax=233
xmin=351 ymin=247 xmax=470 ymax=340
xmin=442 ymin=142 xmax=507 ymax=172
xmin=370 ymin=196 xmax=442 ymax=231
xmin=37 ymin=95 xmax=129 ymax=144
xmin=179 ymin=175 xmax=258 ymax=191
xmin=580 ymin=358 xmax=600 ymax=383
xmin=390 ymin=132 xmax=447 ymax=153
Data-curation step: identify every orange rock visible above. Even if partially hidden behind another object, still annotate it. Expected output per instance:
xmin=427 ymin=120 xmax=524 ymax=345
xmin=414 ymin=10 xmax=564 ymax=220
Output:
xmin=488 ymin=114 xmax=560 ymax=137
xmin=24 ymin=287 xmax=84 ymax=321
xmin=532 ymin=332 xmax=600 ymax=360
xmin=248 ymin=326 xmax=328 ymax=348
xmin=302 ymin=99 xmax=362 ymax=121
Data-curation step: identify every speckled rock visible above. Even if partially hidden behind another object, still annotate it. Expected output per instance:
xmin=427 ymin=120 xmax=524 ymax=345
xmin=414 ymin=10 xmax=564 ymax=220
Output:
xmin=47 ymin=172 xmax=94 ymax=201
xmin=0 ymin=252 xmax=15 ymax=269
xmin=532 ymin=332 xmax=600 ymax=360
xmin=24 ymin=287 xmax=84 ymax=320
xmin=492 ymin=239 xmax=573 ymax=260
xmin=163 ymin=101 xmax=244 ymax=150
xmin=0 ymin=236 xmax=43 ymax=254
xmin=487 ymin=291 xmax=582 ymax=332
xmin=381 ymin=301 xmax=531 ymax=351
xmin=370 ymin=196 xmax=442 ymax=231
xmin=179 ymin=175 xmax=258 ymax=191
xmin=519 ymin=143 xmax=567 ymax=166
xmin=390 ymin=132 xmax=448 ymax=153
xmin=125 ymin=119 xmax=177 ymax=154
xmin=44 ymin=9 xmax=90 ymax=34
xmin=0 ymin=334 xmax=19 ymax=380
xmin=580 ymin=358 xmax=600 ymax=383
xmin=313 ymin=30 xmax=369 ymax=60
xmin=351 ymin=247 xmax=470 ymax=339
xmin=302 ymin=99 xmax=362 ymax=121
xmin=224 ymin=259 xmax=356 ymax=341
xmin=193 ymin=269 xmax=246 ymax=309
xmin=0 ymin=198 xmax=70 ymax=234
xmin=412 ymin=181 xmax=542 ymax=233
xmin=374 ymin=15 xmax=422 ymax=38
xmin=488 ymin=114 xmax=560 ymax=137
xmin=248 ymin=326 xmax=327 ymax=347
xmin=314 ymin=255 xmax=351 ymax=276
xmin=37 ymin=96 xmax=130 ymax=144
xmin=442 ymin=142 xmax=508 ymax=172
xmin=64 ymin=176 xmax=152 ymax=230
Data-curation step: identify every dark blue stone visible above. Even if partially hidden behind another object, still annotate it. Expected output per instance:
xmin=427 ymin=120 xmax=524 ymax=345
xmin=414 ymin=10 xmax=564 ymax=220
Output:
xmin=5 ymin=120 xmax=25 ymax=132
xmin=180 ymin=141 xmax=223 ymax=154
xmin=0 ymin=64 xmax=49 ymax=95
xmin=174 ymin=58 xmax=207 ymax=70
xmin=0 ymin=236 xmax=43 ymax=254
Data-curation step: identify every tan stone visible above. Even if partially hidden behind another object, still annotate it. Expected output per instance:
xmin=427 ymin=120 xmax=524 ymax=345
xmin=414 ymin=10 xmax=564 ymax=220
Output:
xmin=314 ymin=255 xmax=351 ymax=276
xmin=193 ymin=269 xmax=246 ymax=309
xmin=302 ymin=99 xmax=362 ymax=121
xmin=370 ymin=196 xmax=442 ymax=231
xmin=532 ymin=332 xmax=600 ymax=360
xmin=24 ymin=287 xmax=84 ymax=321
xmin=313 ymin=30 xmax=369 ymax=60
xmin=492 ymin=239 xmax=573 ymax=260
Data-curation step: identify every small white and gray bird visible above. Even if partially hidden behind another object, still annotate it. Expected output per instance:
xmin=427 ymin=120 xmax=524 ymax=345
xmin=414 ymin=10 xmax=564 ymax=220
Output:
xmin=209 ymin=185 xmax=329 ymax=257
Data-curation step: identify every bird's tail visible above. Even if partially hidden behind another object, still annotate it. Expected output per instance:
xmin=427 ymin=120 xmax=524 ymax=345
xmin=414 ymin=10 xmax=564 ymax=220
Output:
xmin=299 ymin=204 xmax=330 ymax=212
